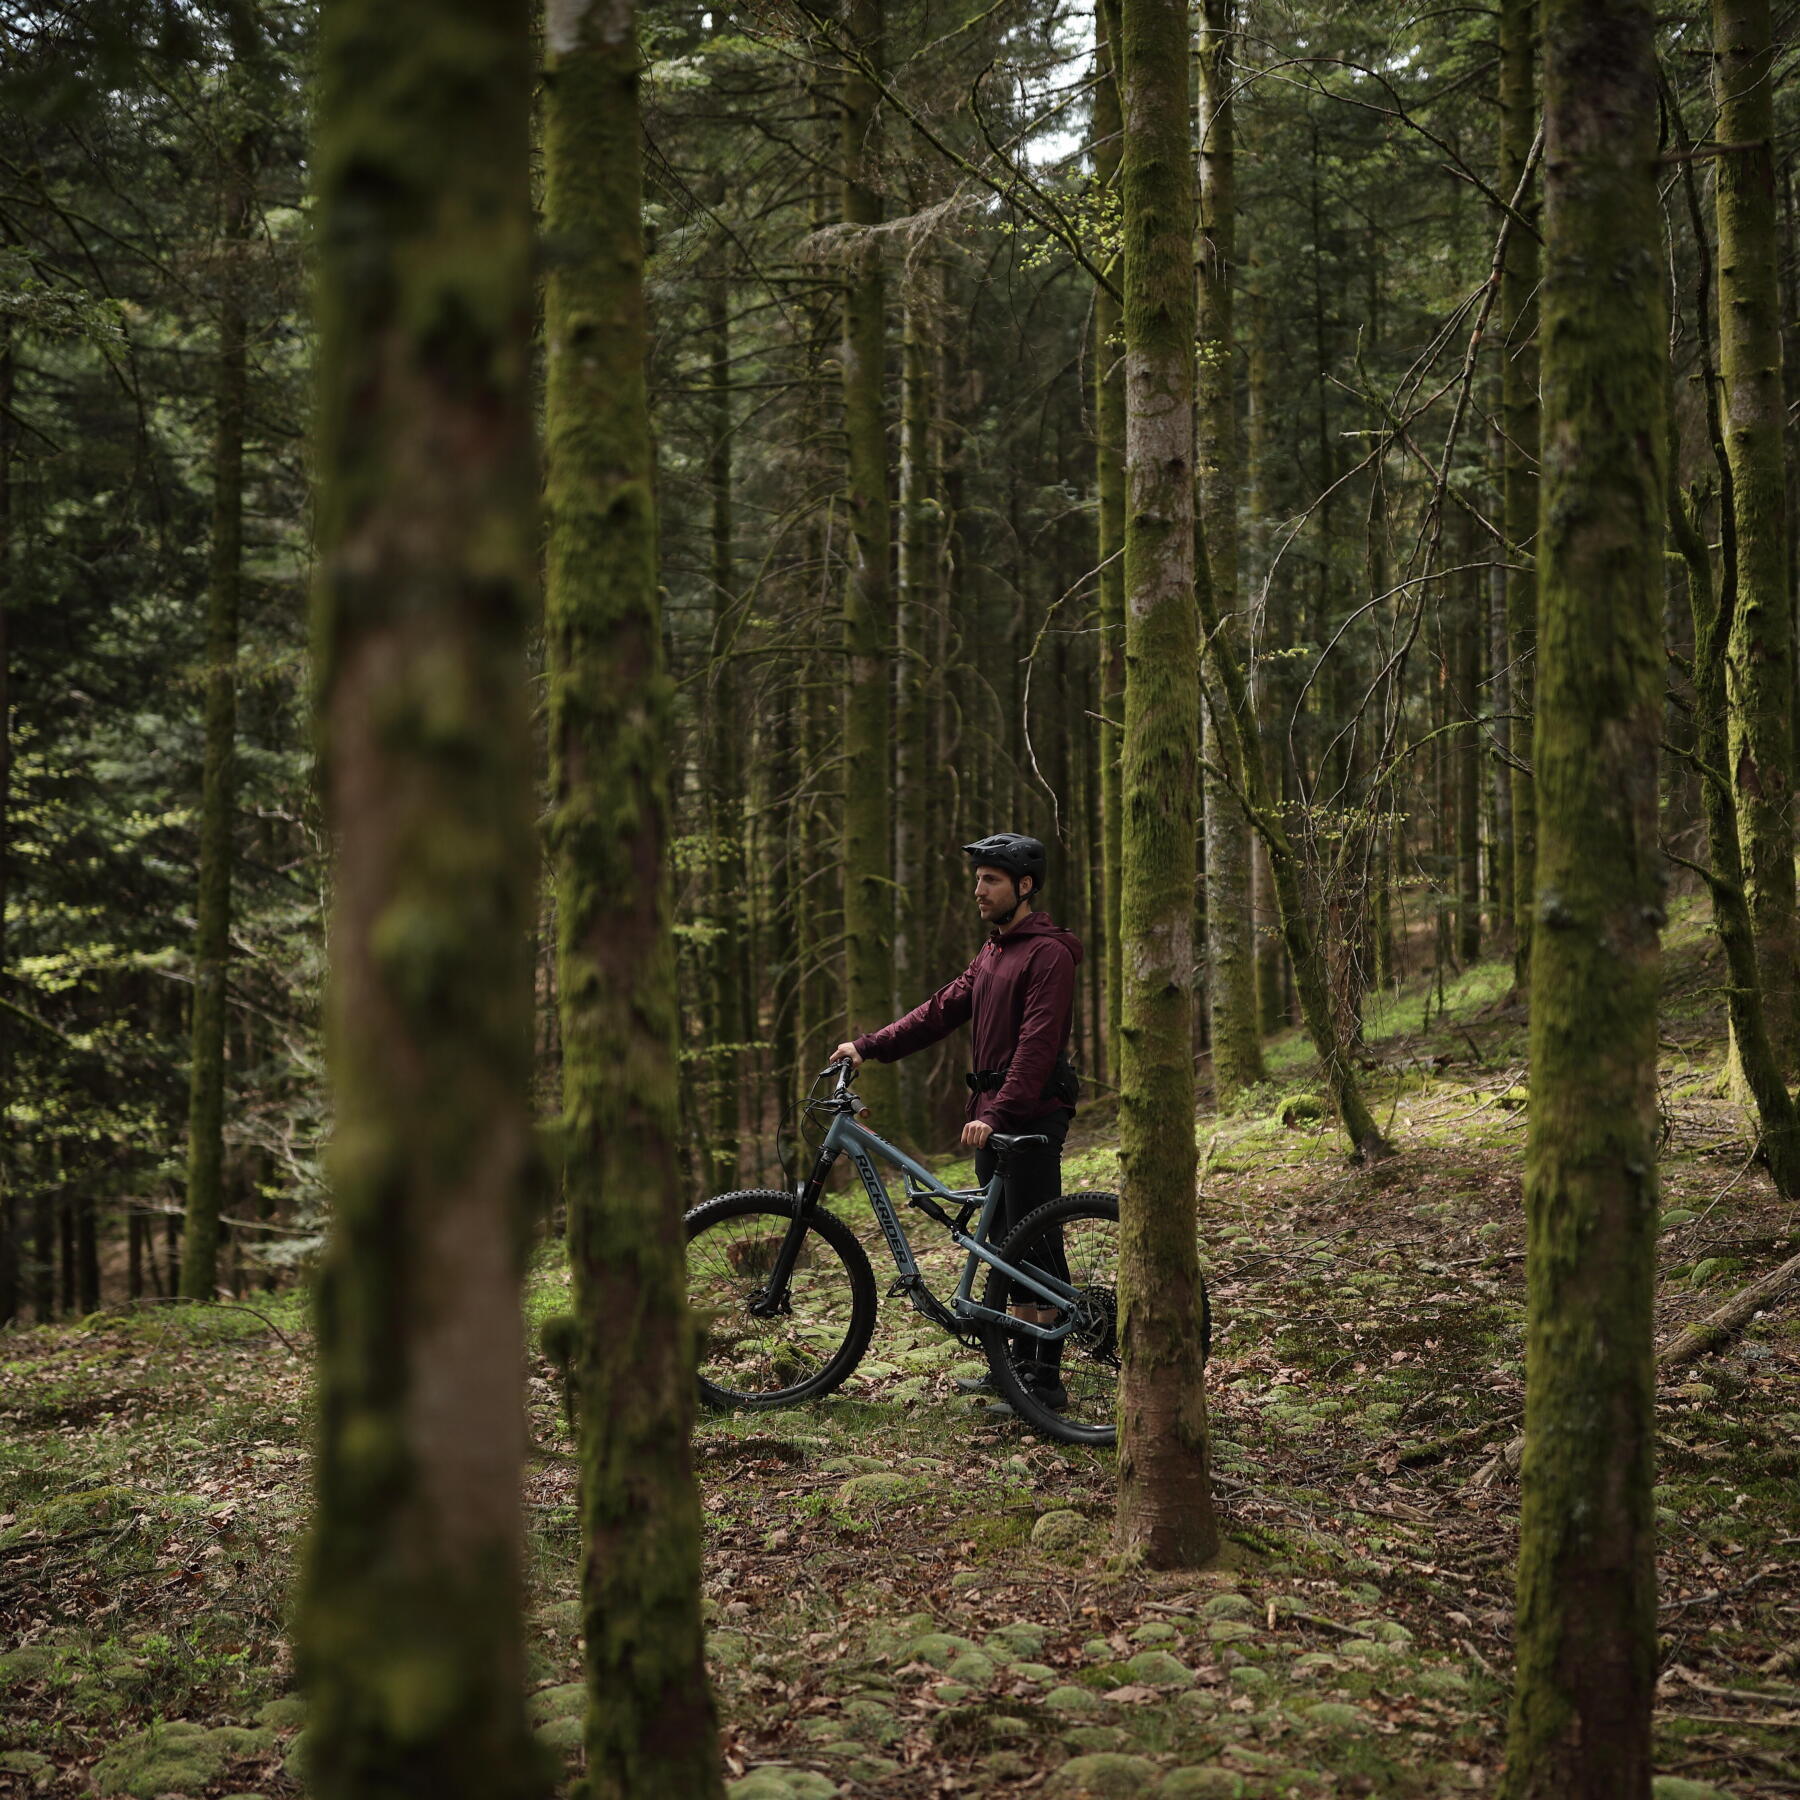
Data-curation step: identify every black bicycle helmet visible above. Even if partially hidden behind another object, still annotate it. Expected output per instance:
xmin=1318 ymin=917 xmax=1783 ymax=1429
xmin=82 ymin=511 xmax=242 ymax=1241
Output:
xmin=962 ymin=833 xmax=1047 ymax=896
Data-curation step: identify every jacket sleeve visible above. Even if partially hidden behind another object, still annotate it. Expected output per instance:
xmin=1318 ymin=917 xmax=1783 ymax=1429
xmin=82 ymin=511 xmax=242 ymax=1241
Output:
xmin=853 ymin=962 xmax=975 ymax=1062
xmin=989 ymin=942 xmax=1075 ymax=1124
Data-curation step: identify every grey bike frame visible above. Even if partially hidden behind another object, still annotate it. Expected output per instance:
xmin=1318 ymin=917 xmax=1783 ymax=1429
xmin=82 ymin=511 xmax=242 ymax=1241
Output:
xmin=807 ymin=1109 xmax=1079 ymax=1340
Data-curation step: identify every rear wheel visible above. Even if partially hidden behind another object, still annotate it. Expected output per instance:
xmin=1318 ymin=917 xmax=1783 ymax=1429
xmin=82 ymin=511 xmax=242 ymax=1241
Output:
xmin=684 ymin=1190 xmax=877 ymax=1409
xmin=979 ymin=1191 xmax=1211 ymax=1445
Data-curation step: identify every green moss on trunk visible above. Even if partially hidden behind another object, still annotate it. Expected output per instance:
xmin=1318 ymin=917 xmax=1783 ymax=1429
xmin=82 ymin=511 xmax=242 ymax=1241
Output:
xmin=297 ymin=2 xmax=546 ymax=1795
xmin=181 ymin=133 xmax=251 ymax=1303
xmin=838 ymin=0 xmax=895 ymax=1114
xmin=1113 ymin=0 xmax=1220 ymax=1572
xmin=1195 ymin=0 xmax=1265 ymax=1101
xmin=1499 ymin=0 xmax=1539 ymax=988
xmin=542 ymin=1 xmax=724 ymax=1794
xmin=1094 ymin=0 xmax=1126 ymax=1083
xmin=1714 ymin=0 xmax=1797 ymax=1071
xmin=1500 ymin=0 xmax=1664 ymax=1787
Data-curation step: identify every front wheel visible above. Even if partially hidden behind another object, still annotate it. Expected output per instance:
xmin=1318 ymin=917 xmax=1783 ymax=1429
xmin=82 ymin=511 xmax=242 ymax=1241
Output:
xmin=684 ymin=1190 xmax=877 ymax=1409
xmin=978 ymin=1191 xmax=1211 ymax=1446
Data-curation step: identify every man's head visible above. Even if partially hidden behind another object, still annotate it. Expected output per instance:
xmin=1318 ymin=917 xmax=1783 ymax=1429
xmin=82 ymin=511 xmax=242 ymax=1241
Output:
xmin=964 ymin=834 xmax=1047 ymax=930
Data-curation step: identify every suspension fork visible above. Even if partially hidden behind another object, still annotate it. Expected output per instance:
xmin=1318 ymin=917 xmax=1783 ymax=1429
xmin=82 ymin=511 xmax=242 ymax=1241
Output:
xmin=749 ymin=1143 xmax=837 ymax=1315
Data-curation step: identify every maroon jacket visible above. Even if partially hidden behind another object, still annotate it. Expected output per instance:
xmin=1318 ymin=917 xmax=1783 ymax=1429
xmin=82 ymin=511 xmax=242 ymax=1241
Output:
xmin=853 ymin=912 xmax=1083 ymax=1128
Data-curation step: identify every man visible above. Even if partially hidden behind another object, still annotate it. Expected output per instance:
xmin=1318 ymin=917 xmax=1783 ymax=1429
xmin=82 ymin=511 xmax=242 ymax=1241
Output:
xmin=833 ymin=833 xmax=1082 ymax=1414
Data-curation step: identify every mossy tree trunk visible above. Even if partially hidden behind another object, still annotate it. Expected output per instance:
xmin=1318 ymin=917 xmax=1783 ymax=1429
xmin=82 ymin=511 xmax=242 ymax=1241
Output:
xmin=0 ymin=324 xmax=13 ymax=1328
xmin=1456 ymin=568 xmax=1483 ymax=968
xmin=1713 ymin=0 xmax=1797 ymax=1072
xmin=1195 ymin=0 xmax=1265 ymax=1102
xmin=1114 ymin=0 xmax=1220 ymax=1571
xmin=838 ymin=0 xmax=895 ymax=1113
xmin=542 ymin=1 xmax=724 ymax=1792
xmin=1095 ymin=0 xmax=1126 ymax=1083
xmin=181 ymin=129 xmax=253 ymax=1304
xmin=1500 ymin=0 xmax=1664 ymax=1785
xmin=705 ymin=259 xmax=742 ymax=1188
xmin=297 ymin=3 xmax=546 ymax=1795
xmin=895 ymin=250 xmax=938 ymax=1146
xmin=1245 ymin=276 xmax=1288 ymax=1034
xmin=1668 ymin=451 xmax=1800 ymax=1199
xmin=1499 ymin=0 xmax=1540 ymax=988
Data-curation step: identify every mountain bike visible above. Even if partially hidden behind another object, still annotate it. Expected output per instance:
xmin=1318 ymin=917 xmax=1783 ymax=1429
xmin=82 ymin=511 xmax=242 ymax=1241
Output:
xmin=684 ymin=1061 xmax=1207 ymax=1446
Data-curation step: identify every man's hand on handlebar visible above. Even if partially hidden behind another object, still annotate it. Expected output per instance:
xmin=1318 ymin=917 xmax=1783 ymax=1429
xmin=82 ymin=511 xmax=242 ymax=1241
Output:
xmin=960 ymin=1119 xmax=993 ymax=1151
xmin=830 ymin=1041 xmax=863 ymax=1069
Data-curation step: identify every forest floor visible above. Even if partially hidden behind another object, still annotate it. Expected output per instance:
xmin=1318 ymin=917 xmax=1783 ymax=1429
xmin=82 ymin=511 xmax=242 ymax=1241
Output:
xmin=4 ymin=892 xmax=1799 ymax=1800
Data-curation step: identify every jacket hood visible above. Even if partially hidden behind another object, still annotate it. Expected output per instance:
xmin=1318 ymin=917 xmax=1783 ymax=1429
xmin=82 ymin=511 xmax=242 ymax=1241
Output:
xmin=997 ymin=910 xmax=1085 ymax=965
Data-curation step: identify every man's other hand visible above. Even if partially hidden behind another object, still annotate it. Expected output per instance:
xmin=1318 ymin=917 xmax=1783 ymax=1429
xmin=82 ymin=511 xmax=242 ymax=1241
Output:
xmin=960 ymin=1119 xmax=992 ymax=1151
xmin=831 ymin=1041 xmax=863 ymax=1068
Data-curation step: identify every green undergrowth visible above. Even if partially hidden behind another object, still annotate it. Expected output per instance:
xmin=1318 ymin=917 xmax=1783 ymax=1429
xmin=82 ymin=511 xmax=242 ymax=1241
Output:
xmin=3 ymin=904 xmax=1795 ymax=1797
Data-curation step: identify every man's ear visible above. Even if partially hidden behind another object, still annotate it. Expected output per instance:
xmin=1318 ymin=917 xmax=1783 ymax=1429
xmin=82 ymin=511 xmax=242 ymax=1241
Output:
xmin=1018 ymin=874 xmax=1034 ymax=903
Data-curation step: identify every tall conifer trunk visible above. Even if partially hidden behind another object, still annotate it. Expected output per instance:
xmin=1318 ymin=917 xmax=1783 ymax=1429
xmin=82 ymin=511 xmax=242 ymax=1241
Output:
xmin=1499 ymin=0 xmax=1540 ymax=986
xmin=1094 ymin=0 xmax=1127 ymax=1082
xmin=1195 ymin=0 xmax=1264 ymax=1101
xmin=181 ymin=130 xmax=252 ymax=1302
xmin=543 ymin=0 xmax=724 ymax=1790
xmin=1114 ymin=0 xmax=1219 ymax=1570
xmin=0 ymin=325 xmax=13 ymax=1328
xmin=706 ymin=264 xmax=742 ymax=1187
xmin=1713 ymin=0 xmax=1797 ymax=1071
xmin=838 ymin=0 xmax=895 ymax=1109
xmin=1500 ymin=0 xmax=1664 ymax=1783
xmin=297 ymin=3 xmax=545 ymax=1794
xmin=895 ymin=252 xmax=938 ymax=1146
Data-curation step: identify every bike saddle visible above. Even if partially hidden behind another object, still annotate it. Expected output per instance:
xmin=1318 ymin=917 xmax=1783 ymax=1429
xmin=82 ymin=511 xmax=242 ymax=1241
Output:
xmin=986 ymin=1132 xmax=1049 ymax=1153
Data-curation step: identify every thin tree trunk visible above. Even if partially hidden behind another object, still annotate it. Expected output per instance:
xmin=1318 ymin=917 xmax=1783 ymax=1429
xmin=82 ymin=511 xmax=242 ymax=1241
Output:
xmin=1714 ymin=0 xmax=1797 ymax=1071
xmin=1668 ymin=442 xmax=1800 ymax=1197
xmin=1500 ymin=0 xmax=1664 ymax=1784
xmin=1095 ymin=0 xmax=1127 ymax=1084
xmin=1196 ymin=0 xmax=1265 ymax=1101
xmin=838 ymin=0 xmax=895 ymax=1114
xmin=1499 ymin=0 xmax=1540 ymax=987
xmin=182 ymin=130 xmax=252 ymax=1302
xmin=895 ymin=252 xmax=937 ymax=1145
xmin=705 ymin=260 xmax=742 ymax=1188
xmin=1457 ymin=567 xmax=1483 ymax=967
xmin=1245 ymin=274 xmax=1287 ymax=1034
xmin=32 ymin=1180 xmax=53 ymax=1321
xmin=297 ymin=4 xmax=544 ymax=1794
xmin=1489 ymin=519 xmax=1515 ymax=939
xmin=542 ymin=3 xmax=724 ymax=1787
xmin=76 ymin=1187 xmax=98 ymax=1315
xmin=1114 ymin=0 xmax=1219 ymax=1571
xmin=0 ymin=322 xmax=13 ymax=1329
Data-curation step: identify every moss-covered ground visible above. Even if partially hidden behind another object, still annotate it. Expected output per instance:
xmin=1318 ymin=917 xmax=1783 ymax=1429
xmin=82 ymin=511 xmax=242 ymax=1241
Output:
xmin=3 ymin=892 xmax=1796 ymax=1797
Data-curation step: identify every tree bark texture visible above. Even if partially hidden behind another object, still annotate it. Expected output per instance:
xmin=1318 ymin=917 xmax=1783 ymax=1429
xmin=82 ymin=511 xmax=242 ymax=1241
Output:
xmin=297 ymin=3 xmax=546 ymax=1795
xmin=542 ymin=1 xmax=724 ymax=1791
xmin=705 ymin=261 xmax=743 ymax=1188
xmin=1113 ymin=0 xmax=1220 ymax=1571
xmin=895 ymin=254 xmax=938 ymax=1147
xmin=1095 ymin=0 xmax=1127 ymax=1085
xmin=1499 ymin=0 xmax=1540 ymax=987
xmin=1713 ymin=0 xmax=1797 ymax=1071
xmin=1195 ymin=0 xmax=1265 ymax=1102
xmin=182 ymin=132 xmax=252 ymax=1303
xmin=0 ymin=325 xmax=13 ymax=1327
xmin=838 ymin=0 xmax=895 ymax=1114
xmin=1501 ymin=0 xmax=1664 ymax=1786
xmin=1667 ymin=447 xmax=1800 ymax=1198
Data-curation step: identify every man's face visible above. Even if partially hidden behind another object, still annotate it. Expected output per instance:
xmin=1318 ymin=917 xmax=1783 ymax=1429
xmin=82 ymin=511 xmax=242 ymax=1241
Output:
xmin=973 ymin=865 xmax=1027 ymax=924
